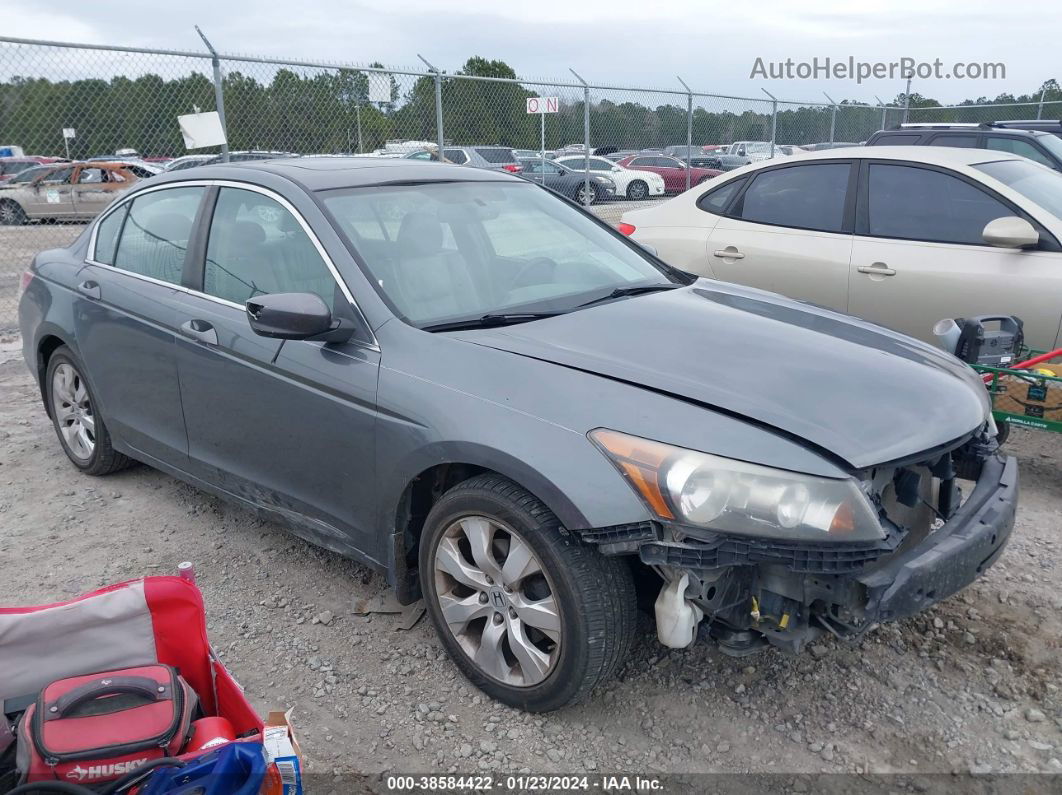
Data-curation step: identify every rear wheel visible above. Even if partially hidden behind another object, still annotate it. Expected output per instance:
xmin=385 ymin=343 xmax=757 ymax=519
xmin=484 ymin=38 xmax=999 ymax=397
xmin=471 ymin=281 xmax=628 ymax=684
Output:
xmin=576 ymin=183 xmax=598 ymax=205
xmin=0 ymin=199 xmax=27 ymax=226
xmin=46 ymin=347 xmax=133 ymax=475
xmin=419 ymin=474 xmax=636 ymax=712
xmin=626 ymin=180 xmax=649 ymax=200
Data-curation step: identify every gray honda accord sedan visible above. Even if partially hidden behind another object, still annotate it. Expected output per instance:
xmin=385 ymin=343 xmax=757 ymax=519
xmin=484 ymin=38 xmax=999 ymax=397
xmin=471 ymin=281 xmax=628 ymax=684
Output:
xmin=19 ymin=157 xmax=1017 ymax=711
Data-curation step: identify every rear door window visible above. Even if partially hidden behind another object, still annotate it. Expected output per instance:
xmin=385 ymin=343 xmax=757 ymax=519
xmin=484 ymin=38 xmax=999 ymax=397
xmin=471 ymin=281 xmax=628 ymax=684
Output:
xmin=93 ymin=205 xmax=129 ymax=265
xmin=112 ymin=187 xmax=204 ymax=284
xmin=736 ymin=164 xmax=850 ymax=232
xmin=870 ymin=133 xmax=922 ymax=145
xmin=865 ymin=163 xmax=1012 ymax=244
xmin=929 ymin=134 xmax=979 ymax=147
xmin=444 ymin=149 xmax=468 ymax=164
xmin=696 ymin=177 xmax=747 ymax=215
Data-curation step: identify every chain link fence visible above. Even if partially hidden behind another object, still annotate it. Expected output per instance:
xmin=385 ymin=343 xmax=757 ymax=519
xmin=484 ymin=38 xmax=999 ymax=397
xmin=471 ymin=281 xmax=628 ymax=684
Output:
xmin=2 ymin=35 xmax=1060 ymax=331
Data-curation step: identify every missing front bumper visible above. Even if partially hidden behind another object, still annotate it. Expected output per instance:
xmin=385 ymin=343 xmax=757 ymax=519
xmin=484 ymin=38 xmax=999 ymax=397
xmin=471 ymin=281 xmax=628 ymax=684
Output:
xmin=583 ymin=453 xmax=1018 ymax=653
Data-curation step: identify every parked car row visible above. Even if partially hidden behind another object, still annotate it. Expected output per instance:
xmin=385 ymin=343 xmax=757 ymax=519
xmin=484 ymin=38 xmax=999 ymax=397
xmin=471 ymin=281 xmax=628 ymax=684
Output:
xmin=0 ymin=161 xmax=144 ymax=225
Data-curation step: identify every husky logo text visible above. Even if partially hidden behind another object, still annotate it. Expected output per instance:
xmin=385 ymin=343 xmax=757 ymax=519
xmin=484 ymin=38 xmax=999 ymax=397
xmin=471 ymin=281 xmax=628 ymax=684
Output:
xmin=66 ymin=758 xmax=148 ymax=781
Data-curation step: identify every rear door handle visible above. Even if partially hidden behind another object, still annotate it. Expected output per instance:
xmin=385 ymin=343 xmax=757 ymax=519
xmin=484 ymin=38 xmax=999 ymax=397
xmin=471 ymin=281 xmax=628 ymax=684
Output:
xmin=856 ymin=264 xmax=897 ymax=276
xmin=713 ymin=247 xmax=745 ymax=260
xmin=77 ymin=280 xmax=101 ymax=300
xmin=180 ymin=319 xmax=218 ymax=346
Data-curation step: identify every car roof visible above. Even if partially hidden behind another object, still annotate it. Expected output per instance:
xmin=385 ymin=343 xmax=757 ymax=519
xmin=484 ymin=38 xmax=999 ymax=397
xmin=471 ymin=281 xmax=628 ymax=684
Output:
xmin=146 ymin=156 xmax=525 ymax=191
xmin=754 ymin=146 xmax=1028 ymax=168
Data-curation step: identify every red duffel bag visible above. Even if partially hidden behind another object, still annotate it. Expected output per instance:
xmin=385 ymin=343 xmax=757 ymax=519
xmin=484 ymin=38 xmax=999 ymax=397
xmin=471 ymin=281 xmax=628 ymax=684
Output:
xmin=15 ymin=663 xmax=198 ymax=785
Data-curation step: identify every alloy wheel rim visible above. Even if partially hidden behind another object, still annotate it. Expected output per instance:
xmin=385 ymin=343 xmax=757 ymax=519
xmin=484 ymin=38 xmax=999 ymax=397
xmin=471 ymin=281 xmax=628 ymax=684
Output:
xmin=51 ymin=363 xmax=95 ymax=461
xmin=578 ymin=186 xmax=594 ymax=204
xmin=433 ymin=515 xmax=561 ymax=687
xmin=630 ymin=182 xmax=647 ymax=199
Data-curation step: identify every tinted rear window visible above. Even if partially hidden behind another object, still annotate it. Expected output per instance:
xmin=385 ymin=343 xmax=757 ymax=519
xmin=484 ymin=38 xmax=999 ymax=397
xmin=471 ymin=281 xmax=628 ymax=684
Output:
xmin=870 ymin=133 xmax=922 ymax=145
xmin=475 ymin=148 xmax=516 ymax=163
xmin=737 ymin=164 xmax=850 ymax=232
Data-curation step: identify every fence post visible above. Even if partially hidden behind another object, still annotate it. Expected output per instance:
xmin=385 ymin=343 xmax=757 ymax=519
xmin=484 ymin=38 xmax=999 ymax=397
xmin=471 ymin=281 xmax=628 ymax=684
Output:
xmin=823 ymin=92 xmax=838 ymax=144
xmin=570 ymin=69 xmax=590 ymax=205
xmin=1038 ymin=88 xmax=1047 ymax=120
xmin=875 ymin=96 xmax=888 ymax=130
xmin=902 ymin=77 xmax=912 ymax=124
xmin=678 ymin=76 xmax=693 ymax=191
xmin=761 ymin=88 xmax=777 ymax=158
xmin=418 ymin=55 xmax=445 ymax=157
xmin=195 ymin=26 xmax=229 ymax=163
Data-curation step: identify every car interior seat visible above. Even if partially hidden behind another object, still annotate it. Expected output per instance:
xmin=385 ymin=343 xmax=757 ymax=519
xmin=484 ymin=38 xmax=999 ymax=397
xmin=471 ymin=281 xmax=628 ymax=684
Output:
xmin=391 ymin=211 xmax=480 ymax=322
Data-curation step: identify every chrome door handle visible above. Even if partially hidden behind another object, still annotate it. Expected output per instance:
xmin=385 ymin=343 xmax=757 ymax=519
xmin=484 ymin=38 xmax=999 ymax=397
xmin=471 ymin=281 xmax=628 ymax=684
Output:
xmin=77 ymin=280 xmax=101 ymax=300
xmin=180 ymin=319 xmax=218 ymax=346
xmin=713 ymin=248 xmax=745 ymax=260
xmin=857 ymin=264 xmax=897 ymax=276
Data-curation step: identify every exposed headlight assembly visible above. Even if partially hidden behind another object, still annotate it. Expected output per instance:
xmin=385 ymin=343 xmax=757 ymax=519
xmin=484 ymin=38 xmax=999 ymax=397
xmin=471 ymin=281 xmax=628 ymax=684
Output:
xmin=590 ymin=429 xmax=883 ymax=542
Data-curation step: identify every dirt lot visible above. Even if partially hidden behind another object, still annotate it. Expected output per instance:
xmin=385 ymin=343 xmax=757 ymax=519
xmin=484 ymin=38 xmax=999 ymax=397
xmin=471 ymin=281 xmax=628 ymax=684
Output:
xmin=1 ymin=336 xmax=1061 ymax=789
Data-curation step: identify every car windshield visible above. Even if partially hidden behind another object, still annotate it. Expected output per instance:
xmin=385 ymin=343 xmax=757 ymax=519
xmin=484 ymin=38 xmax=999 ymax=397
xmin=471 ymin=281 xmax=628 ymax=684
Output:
xmin=320 ymin=181 xmax=678 ymax=328
xmin=975 ymin=159 xmax=1062 ymax=219
xmin=1035 ymin=132 xmax=1062 ymax=162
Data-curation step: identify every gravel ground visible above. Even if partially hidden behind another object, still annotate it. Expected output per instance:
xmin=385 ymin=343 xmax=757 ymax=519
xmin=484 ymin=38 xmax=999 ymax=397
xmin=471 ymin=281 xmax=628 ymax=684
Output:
xmin=0 ymin=335 xmax=1060 ymax=789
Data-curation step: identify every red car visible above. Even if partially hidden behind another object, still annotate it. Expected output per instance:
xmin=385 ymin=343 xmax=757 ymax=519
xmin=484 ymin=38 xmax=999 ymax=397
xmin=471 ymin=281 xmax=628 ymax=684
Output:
xmin=616 ymin=154 xmax=721 ymax=193
xmin=0 ymin=156 xmax=65 ymax=183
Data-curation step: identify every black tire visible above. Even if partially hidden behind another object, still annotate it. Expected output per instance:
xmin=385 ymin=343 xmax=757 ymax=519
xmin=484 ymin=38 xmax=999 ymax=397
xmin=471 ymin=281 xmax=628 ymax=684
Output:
xmin=626 ymin=180 xmax=649 ymax=200
xmin=419 ymin=473 xmax=636 ymax=712
xmin=45 ymin=346 xmax=133 ymax=476
xmin=0 ymin=199 xmax=27 ymax=226
xmin=575 ymin=183 xmax=598 ymax=206
xmin=995 ymin=420 xmax=1011 ymax=447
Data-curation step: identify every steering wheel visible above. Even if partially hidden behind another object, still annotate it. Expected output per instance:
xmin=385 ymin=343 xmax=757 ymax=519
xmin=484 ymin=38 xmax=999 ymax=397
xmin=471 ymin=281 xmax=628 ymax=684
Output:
xmin=509 ymin=257 xmax=558 ymax=291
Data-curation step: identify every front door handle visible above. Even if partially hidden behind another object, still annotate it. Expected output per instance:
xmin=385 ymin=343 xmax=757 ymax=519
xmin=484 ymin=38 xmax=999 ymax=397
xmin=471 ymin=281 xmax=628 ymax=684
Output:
xmin=713 ymin=247 xmax=745 ymax=260
xmin=856 ymin=264 xmax=897 ymax=277
xmin=77 ymin=280 xmax=101 ymax=300
xmin=180 ymin=319 xmax=218 ymax=346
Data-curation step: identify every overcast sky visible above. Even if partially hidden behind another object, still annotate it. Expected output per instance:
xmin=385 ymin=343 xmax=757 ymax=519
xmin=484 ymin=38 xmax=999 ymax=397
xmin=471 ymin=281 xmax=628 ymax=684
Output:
xmin=10 ymin=0 xmax=1061 ymax=104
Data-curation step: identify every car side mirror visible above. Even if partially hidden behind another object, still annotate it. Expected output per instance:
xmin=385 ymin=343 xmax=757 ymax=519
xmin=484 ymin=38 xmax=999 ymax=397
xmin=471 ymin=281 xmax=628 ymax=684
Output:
xmin=245 ymin=292 xmax=353 ymax=343
xmin=639 ymin=242 xmax=659 ymax=257
xmin=982 ymin=216 xmax=1039 ymax=249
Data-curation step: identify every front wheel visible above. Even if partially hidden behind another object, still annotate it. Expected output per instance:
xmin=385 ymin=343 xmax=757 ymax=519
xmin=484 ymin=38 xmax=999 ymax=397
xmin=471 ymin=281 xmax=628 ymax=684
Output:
xmin=626 ymin=180 xmax=649 ymax=200
xmin=419 ymin=474 xmax=636 ymax=712
xmin=575 ymin=183 xmax=598 ymax=205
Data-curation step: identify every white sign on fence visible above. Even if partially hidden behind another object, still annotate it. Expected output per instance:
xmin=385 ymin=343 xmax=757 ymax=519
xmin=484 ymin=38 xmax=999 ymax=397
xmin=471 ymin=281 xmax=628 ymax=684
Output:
xmin=178 ymin=111 xmax=227 ymax=149
xmin=62 ymin=128 xmax=76 ymax=139
xmin=526 ymin=96 xmax=559 ymax=114
xmin=368 ymin=74 xmax=391 ymax=104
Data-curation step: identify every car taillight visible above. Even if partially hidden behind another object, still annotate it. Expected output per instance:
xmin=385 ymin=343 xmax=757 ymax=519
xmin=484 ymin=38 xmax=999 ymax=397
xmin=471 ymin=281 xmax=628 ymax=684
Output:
xmin=18 ymin=269 xmax=34 ymax=297
xmin=617 ymin=223 xmax=636 ymax=237
xmin=503 ymin=164 xmax=521 ymax=173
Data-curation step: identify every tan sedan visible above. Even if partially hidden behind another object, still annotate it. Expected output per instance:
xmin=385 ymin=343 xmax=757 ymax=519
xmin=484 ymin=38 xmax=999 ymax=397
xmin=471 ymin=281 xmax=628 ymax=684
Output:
xmin=621 ymin=147 xmax=1062 ymax=350
xmin=0 ymin=161 xmax=140 ymax=224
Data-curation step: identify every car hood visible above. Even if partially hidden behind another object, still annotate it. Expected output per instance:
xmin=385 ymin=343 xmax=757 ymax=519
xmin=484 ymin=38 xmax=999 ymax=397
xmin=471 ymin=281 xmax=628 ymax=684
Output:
xmin=455 ymin=282 xmax=989 ymax=470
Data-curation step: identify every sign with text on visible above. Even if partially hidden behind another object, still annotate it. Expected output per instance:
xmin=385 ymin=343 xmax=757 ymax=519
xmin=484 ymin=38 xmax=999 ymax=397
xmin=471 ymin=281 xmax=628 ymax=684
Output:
xmin=526 ymin=96 xmax=559 ymax=114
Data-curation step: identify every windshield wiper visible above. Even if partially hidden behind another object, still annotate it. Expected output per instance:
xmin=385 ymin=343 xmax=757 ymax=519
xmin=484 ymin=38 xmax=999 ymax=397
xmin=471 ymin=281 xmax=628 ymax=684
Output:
xmin=422 ymin=311 xmax=563 ymax=333
xmin=576 ymin=283 xmax=683 ymax=309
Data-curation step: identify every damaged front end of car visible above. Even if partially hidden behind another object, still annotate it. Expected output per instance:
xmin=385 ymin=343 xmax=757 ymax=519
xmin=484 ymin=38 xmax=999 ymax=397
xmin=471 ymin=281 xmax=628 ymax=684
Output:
xmin=583 ymin=424 xmax=1018 ymax=657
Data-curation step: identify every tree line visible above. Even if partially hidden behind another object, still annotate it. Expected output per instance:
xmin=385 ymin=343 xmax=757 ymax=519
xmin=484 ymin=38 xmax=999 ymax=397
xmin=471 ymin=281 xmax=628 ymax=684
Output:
xmin=1 ymin=54 xmax=1058 ymax=159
